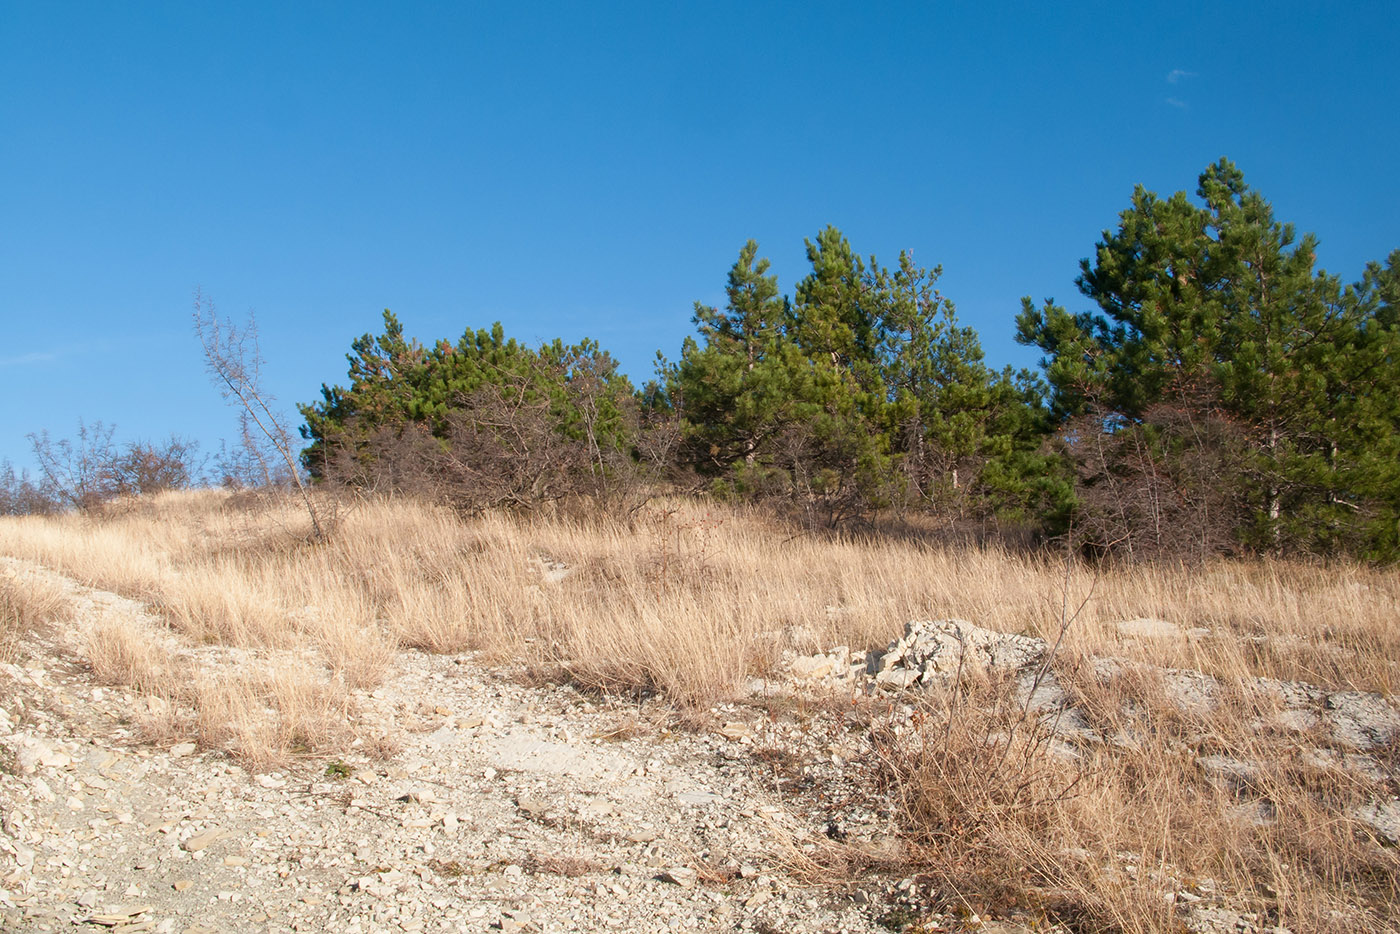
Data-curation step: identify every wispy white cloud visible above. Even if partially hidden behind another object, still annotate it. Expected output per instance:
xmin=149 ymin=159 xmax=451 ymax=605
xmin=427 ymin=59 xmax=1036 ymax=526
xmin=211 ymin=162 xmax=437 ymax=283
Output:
xmin=0 ymin=351 xmax=59 ymax=368
xmin=1167 ymin=68 xmax=1196 ymax=84
xmin=1165 ymin=97 xmax=1189 ymax=110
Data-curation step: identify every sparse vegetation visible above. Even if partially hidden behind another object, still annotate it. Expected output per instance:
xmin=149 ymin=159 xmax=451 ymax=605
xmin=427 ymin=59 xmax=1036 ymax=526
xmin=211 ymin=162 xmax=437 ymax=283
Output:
xmin=1 ymin=489 xmax=1397 ymax=929
xmin=0 ymin=564 xmax=67 ymax=663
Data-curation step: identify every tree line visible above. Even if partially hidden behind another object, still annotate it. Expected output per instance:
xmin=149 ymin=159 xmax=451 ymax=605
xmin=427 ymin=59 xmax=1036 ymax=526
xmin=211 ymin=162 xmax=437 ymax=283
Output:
xmin=300 ymin=160 xmax=1399 ymax=560
xmin=6 ymin=160 xmax=1397 ymax=562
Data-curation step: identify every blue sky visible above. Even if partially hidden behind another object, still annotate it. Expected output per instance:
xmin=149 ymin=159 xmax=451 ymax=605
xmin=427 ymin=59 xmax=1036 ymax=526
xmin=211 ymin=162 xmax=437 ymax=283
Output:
xmin=3 ymin=1 xmax=1397 ymax=470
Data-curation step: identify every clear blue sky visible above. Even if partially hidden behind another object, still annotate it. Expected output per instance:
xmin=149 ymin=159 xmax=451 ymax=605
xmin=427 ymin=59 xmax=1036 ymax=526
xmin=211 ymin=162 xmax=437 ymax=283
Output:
xmin=3 ymin=1 xmax=1397 ymax=470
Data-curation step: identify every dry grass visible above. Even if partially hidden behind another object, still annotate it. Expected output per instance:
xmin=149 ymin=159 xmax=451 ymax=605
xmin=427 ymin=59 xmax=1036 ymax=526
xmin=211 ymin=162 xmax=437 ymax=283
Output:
xmin=1 ymin=489 xmax=1397 ymax=928
xmin=85 ymin=618 xmax=174 ymax=694
xmin=194 ymin=663 xmax=355 ymax=771
xmin=0 ymin=562 xmax=68 ymax=663
xmin=869 ymin=654 xmax=1399 ymax=932
xmin=1 ymin=491 xmax=1396 ymax=706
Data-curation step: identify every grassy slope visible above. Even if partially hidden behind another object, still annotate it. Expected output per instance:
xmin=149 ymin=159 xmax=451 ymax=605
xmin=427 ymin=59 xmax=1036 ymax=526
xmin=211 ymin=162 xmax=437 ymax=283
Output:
xmin=1 ymin=489 xmax=1396 ymax=931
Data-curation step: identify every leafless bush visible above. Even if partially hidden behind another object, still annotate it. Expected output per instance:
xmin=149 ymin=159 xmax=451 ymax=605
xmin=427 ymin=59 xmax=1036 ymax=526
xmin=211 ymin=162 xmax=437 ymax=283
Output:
xmin=27 ymin=419 xmax=120 ymax=510
xmin=213 ymin=415 xmax=298 ymax=490
xmin=21 ymin=424 xmax=202 ymax=513
xmin=109 ymin=436 xmax=203 ymax=496
xmin=0 ymin=460 xmax=58 ymax=515
xmin=1063 ymin=404 xmax=1249 ymax=562
xmin=193 ymin=290 xmax=326 ymax=539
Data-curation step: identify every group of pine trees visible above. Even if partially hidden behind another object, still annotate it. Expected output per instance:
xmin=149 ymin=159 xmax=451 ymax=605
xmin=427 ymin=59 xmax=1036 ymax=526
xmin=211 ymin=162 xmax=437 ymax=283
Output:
xmin=301 ymin=159 xmax=1400 ymax=561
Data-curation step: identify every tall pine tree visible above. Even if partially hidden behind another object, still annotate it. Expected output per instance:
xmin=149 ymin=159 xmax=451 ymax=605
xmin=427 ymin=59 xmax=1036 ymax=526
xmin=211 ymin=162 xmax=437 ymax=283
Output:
xmin=1016 ymin=160 xmax=1400 ymax=558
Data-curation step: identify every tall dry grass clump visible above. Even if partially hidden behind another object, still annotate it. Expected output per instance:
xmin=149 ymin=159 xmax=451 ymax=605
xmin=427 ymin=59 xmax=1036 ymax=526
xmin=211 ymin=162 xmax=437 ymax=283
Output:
xmin=0 ymin=561 xmax=68 ymax=663
xmin=85 ymin=618 xmax=174 ymax=694
xmin=868 ymin=631 xmax=1400 ymax=932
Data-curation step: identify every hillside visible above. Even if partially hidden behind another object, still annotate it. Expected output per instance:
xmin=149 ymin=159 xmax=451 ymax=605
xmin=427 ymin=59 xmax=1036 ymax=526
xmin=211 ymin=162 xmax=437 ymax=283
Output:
xmin=1 ymin=491 xmax=1397 ymax=932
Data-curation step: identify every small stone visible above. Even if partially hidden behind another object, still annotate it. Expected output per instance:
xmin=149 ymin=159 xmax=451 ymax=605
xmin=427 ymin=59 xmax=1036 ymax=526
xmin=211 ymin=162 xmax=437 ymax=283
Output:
xmin=173 ymin=881 xmax=194 ymax=892
xmin=223 ymin=856 xmax=248 ymax=867
xmin=84 ymin=904 xmax=151 ymax=925
xmin=657 ymin=867 xmax=696 ymax=887
xmin=32 ymin=776 xmax=56 ymax=802
xmin=580 ymin=800 xmax=614 ymax=818
xmin=1117 ymin=618 xmax=1181 ymax=639
xmin=875 ymin=668 xmax=920 ymax=690
xmin=15 ymin=734 xmax=72 ymax=773
xmin=182 ymin=828 xmax=225 ymax=853
xmin=170 ymin=742 xmax=197 ymax=758
xmin=516 ymin=796 xmax=549 ymax=818
xmin=626 ymin=830 xmax=657 ymax=843
xmin=66 ymin=795 xmax=85 ymax=811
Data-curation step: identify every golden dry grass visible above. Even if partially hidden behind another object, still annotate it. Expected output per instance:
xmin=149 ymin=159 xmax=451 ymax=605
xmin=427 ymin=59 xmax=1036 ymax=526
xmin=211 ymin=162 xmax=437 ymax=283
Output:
xmin=870 ymin=668 xmax=1398 ymax=933
xmin=2 ymin=490 xmax=1396 ymax=706
xmin=0 ymin=561 xmax=68 ymax=664
xmin=0 ymin=488 xmax=1396 ymax=930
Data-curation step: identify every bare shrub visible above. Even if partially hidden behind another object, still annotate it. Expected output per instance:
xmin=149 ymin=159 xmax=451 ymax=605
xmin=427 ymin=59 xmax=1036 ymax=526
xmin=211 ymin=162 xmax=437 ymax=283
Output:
xmin=28 ymin=419 xmax=120 ymax=511
xmin=18 ymin=425 xmax=201 ymax=514
xmin=0 ymin=460 xmax=58 ymax=516
xmin=1062 ymin=404 xmax=1250 ymax=562
xmin=108 ymin=436 xmax=203 ymax=497
xmin=193 ymin=290 xmax=327 ymax=539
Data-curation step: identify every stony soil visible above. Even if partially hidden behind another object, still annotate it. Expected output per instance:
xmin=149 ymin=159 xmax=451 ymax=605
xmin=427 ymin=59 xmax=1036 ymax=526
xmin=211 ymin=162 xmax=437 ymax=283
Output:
xmin=0 ymin=558 xmax=971 ymax=934
xmin=2 ymin=559 xmax=1397 ymax=933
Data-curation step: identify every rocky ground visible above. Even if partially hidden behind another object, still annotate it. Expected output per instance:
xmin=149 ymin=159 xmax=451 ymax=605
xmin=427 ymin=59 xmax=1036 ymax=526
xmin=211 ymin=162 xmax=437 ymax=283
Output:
xmin=1 ymin=559 xmax=1397 ymax=933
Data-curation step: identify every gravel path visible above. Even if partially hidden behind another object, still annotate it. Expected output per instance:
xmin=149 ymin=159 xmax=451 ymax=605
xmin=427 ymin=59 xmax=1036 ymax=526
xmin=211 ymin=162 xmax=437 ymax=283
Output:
xmin=0 ymin=559 xmax=925 ymax=934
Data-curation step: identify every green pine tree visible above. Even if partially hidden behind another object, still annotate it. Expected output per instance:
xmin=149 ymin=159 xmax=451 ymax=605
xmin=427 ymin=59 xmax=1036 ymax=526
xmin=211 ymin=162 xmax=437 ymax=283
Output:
xmin=1016 ymin=160 xmax=1400 ymax=558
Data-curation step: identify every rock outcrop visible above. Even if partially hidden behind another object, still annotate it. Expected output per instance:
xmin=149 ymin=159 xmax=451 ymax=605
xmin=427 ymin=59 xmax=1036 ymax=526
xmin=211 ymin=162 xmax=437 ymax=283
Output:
xmin=873 ymin=619 xmax=1046 ymax=691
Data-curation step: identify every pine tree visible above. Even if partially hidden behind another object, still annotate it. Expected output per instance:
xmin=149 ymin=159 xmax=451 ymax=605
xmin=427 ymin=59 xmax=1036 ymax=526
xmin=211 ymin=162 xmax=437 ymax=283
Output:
xmin=676 ymin=230 xmax=1048 ymax=525
xmin=673 ymin=241 xmax=797 ymax=474
xmin=1016 ymin=160 xmax=1400 ymax=558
